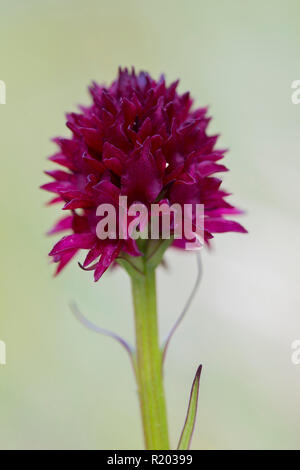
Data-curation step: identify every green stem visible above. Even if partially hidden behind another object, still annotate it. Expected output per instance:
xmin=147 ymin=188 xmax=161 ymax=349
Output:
xmin=131 ymin=263 xmax=170 ymax=450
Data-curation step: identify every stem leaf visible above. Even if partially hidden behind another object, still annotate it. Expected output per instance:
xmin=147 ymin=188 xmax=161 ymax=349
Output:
xmin=177 ymin=365 xmax=202 ymax=450
xmin=116 ymin=256 xmax=144 ymax=280
xmin=146 ymin=238 xmax=173 ymax=269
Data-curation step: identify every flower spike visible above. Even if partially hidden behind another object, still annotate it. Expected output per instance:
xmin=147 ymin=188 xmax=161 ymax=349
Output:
xmin=42 ymin=68 xmax=246 ymax=281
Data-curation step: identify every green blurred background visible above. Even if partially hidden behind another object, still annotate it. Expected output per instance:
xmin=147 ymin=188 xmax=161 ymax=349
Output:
xmin=0 ymin=0 xmax=300 ymax=450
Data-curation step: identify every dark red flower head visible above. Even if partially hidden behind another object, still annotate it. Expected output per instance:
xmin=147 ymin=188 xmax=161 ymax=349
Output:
xmin=42 ymin=67 xmax=246 ymax=281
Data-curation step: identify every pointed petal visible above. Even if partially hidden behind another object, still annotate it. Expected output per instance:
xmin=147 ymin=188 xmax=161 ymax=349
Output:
xmin=47 ymin=216 xmax=73 ymax=235
xmin=49 ymin=233 xmax=96 ymax=256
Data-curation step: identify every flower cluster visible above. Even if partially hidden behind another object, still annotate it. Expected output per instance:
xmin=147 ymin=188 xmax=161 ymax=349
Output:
xmin=42 ymin=68 xmax=246 ymax=281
